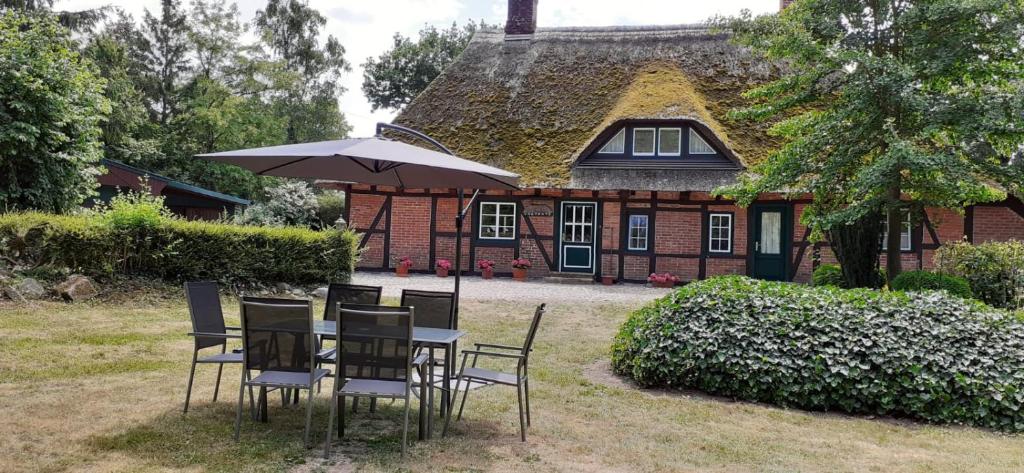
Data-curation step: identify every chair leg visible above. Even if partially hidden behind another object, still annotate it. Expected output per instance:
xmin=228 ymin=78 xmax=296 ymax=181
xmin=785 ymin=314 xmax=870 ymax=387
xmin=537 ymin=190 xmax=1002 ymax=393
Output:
xmin=402 ymin=394 xmax=410 ymax=458
xmin=213 ymin=363 xmax=225 ymax=402
xmin=524 ymin=377 xmax=531 ymax=426
xmin=183 ymin=350 xmax=198 ymax=414
xmin=418 ymin=363 xmax=427 ymax=440
xmin=324 ymin=387 xmax=338 ymax=458
xmin=442 ymin=374 xmax=463 ymax=437
xmin=303 ymin=388 xmax=314 ymax=448
xmin=456 ymin=377 xmax=471 ymax=421
xmin=516 ymin=381 xmax=527 ymax=442
xmin=339 ymin=396 xmax=346 ymax=437
xmin=233 ymin=371 xmax=246 ymax=441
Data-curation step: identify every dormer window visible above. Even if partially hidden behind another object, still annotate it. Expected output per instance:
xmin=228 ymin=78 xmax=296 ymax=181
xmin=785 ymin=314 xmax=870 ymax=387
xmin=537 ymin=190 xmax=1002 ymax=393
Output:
xmin=632 ymin=128 xmax=656 ymax=156
xmin=658 ymin=128 xmax=682 ymax=156
xmin=689 ymin=128 xmax=715 ymax=154
xmin=598 ymin=129 xmax=625 ymax=153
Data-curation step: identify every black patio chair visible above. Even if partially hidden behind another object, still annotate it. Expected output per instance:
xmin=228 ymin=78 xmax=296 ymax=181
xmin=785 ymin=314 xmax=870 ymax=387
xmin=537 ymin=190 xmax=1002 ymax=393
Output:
xmin=400 ymin=289 xmax=455 ymax=413
xmin=324 ymin=304 xmax=428 ymax=458
xmin=318 ymin=284 xmax=382 ymax=405
xmin=183 ymin=281 xmax=250 ymax=414
xmin=443 ymin=303 xmax=546 ymax=441
xmin=233 ymin=297 xmax=329 ymax=447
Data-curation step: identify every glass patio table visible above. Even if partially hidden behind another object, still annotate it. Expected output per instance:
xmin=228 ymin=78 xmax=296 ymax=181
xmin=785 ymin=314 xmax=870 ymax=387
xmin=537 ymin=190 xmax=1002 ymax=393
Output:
xmin=314 ymin=320 xmax=465 ymax=440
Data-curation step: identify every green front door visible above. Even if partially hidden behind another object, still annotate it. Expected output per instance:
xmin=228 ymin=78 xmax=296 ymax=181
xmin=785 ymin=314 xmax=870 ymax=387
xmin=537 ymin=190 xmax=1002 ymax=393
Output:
xmin=751 ymin=205 xmax=791 ymax=281
xmin=559 ymin=202 xmax=596 ymax=273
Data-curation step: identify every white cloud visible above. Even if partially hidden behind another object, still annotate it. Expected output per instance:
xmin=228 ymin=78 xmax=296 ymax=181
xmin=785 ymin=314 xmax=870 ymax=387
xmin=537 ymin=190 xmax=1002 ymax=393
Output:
xmin=56 ymin=0 xmax=775 ymax=137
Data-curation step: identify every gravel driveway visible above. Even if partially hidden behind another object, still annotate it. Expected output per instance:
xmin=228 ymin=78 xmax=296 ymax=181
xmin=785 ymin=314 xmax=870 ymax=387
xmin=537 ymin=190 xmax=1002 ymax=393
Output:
xmin=351 ymin=272 xmax=672 ymax=303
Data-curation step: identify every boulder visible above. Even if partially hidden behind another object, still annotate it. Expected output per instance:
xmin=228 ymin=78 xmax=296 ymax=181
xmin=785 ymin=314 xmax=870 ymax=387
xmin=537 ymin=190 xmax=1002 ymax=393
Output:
xmin=3 ymin=285 xmax=28 ymax=304
xmin=15 ymin=278 xmax=46 ymax=299
xmin=312 ymin=287 xmax=328 ymax=298
xmin=54 ymin=275 xmax=98 ymax=302
xmin=275 ymin=282 xmax=292 ymax=293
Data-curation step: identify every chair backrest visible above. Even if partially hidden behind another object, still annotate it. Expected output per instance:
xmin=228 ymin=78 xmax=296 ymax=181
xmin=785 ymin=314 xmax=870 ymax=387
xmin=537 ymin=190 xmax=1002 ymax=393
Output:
xmin=337 ymin=303 xmax=414 ymax=383
xmin=521 ymin=304 xmax=546 ymax=357
xmin=239 ymin=297 xmax=315 ymax=374
xmin=324 ymin=283 xmax=382 ymax=321
xmin=184 ymin=281 xmax=226 ymax=350
xmin=399 ymin=289 xmax=455 ymax=329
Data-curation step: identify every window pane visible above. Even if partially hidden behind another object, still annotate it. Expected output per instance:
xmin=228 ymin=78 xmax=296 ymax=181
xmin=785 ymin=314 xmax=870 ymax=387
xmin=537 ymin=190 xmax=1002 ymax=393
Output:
xmin=633 ymin=128 xmax=655 ymax=155
xmin=481 ymin=227 xmax=496 ymax=238
xmin=499 ymin=227 xmax=514 ymax=238
xmin=482 ymin=215 xmax=496 ymax=226
xmin=628 ymin=214 xmax=648 ymax=250
xmin=658 ymin=128 xmax=681 ymax=155
xmin=599 ymin=129 xmax=626 ymax=153
xmin=689 ymin=128 xmax=715 ymax=154
xmin=709 ymin=214 xmax=731 ymax=253
xmin=760 ymin=212 xmax=781 ymax=254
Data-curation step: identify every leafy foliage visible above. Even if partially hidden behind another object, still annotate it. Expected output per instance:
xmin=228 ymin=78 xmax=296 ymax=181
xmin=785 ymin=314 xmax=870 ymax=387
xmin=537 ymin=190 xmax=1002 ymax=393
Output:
xmin=713 ymin=1 xmax=1024 ymax=281
xmin=315 ymin=190 xmax=345 ymax=228
xmin=233 ymin=180 xmax=319 ymax=227
xmin=891 ymin=270 xmax=973 ymax=299
xmin=811 ymin=263 xmax=844 ymax=287
xmin=0 ymin=210 xmax=357 ymax=285
xmin=0 ymin=11 xmax=109 ymax=213
xmin=362 ymin=22 xmax=484 ymax=111
xmin=612 ymin=276 xmax=1024 ymax=432
xmin=935 ymin=240 xmax=1024 ymax=309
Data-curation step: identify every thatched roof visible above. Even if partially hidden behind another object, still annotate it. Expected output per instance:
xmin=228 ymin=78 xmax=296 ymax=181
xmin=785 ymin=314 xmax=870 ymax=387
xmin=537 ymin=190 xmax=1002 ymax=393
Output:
xmin=393 ymin=25 xmax=782 ymax=190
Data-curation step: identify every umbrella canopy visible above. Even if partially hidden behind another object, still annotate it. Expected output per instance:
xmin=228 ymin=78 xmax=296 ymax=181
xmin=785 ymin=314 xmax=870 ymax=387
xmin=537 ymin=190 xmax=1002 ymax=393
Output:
xmin=196 ymin=137 xmax=519 ymax=190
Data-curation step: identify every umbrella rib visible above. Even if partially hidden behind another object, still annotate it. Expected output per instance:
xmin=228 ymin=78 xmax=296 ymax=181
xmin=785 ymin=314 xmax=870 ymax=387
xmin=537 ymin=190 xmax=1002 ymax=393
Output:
xmin=344 ymin=155 xmax=378 ymax=174
xmin=257 ymin=156 xmax=314 ymax=175
xmin=473 ymin=171 xmax=520 ymax=190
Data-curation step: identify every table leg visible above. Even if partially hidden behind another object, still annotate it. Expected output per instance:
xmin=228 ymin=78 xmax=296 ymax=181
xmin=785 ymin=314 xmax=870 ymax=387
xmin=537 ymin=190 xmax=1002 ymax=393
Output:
xmin=442 ymin=345 xmax=451 ymax=418
xmin=418 ymin=361 xmax=427 ymax=441
xmin=427 ymin=347 xmax=435 ymax=438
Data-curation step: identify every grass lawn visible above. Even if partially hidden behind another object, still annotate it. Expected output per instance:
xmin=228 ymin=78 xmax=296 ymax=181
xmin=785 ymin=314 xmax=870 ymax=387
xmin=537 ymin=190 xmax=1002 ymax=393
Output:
xmin=1 ymin=288 xmax=1022 ymax=472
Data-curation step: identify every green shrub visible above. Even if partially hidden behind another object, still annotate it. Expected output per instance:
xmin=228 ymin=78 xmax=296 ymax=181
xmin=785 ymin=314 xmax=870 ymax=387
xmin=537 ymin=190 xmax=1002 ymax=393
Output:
xmin=935 ymin=240 xmax=1024 ymax=309
xmin=611 ymin=276 xmax=1024 ymax=432
xmin=811 ymin=264 xmax=845 ymax=287
xmin=891 ymin=270 xmax=973 ymax=299
xmin=0 ymin=212 xmax=358 ymax=285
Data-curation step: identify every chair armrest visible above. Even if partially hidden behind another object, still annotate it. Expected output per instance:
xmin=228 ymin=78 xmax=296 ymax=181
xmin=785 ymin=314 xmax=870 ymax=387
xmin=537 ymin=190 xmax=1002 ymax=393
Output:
xmin=461 ymin=350 xmax=524 ymax=360
xmin=225 ymin=326 xmax=242 ymax=331
xmin=317 ymin=348 xmax=337 ymax=359
xmin=412 ymin=353 xmax=429 ymax=366
xmin=474 ymin=343 xmax=523 ymax=352
xmin=188 ymin=332 xmax=241 ymax=339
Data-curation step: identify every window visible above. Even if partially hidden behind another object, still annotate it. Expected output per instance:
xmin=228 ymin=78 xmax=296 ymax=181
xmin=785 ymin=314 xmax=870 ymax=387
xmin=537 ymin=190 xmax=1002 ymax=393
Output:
xmin=598 ymin=129 xmax=625 ymax=154
xmin=633 ymin=128 xmax=656 ymax=156
xmin=479 ymin=202 xmax=516 ymax=240
xmin=689 ymin=128 xmax=716 ymax=154
xmin=627 ymin=214 xmax=649 ymax=251
xmin=881 ymin=210 xmax=912 ymax=251
xmin=708 ymin=213 xmax=732 ymax=253
xmin=658 ymin=128 xmax=681 ymax=156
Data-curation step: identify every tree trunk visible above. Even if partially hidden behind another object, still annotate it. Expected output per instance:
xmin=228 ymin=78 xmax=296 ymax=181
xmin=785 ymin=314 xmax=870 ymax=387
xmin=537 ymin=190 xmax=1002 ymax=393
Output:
xmin=885 ymin=186 xmax=903 ymax=284
xmin=827 ymin=209 xmax=885 ymax=288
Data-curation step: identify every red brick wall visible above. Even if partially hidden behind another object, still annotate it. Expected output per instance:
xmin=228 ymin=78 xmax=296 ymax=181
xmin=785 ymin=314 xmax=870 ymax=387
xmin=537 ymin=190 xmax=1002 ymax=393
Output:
xmin=974 ymin=206 xmax=1024 ymax=244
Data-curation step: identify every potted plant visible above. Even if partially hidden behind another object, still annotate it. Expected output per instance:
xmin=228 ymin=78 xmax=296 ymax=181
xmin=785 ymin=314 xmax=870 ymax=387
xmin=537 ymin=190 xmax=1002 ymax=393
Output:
xmin=478 ymin=259 xmax=495 ymax=279
xmin=436 ymin=259 xmax=452 ymax=278
xmin=511 ymin=258 xmax=531 ymax=281
xmin=601 ymin=275 xmax=615 ymax=286
xmin=648 ymin=272 xmax=678 ymax=288
xmin=395 ymin=256 xmax=413 ymax=277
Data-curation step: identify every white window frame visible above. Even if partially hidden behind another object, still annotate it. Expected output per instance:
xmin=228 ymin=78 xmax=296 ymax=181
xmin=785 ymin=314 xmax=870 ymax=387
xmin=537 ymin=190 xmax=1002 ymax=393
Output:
xmin=882 ymin=210 xmax=912 ymax=251
xmin=478 ymin=202 xmax=517 ymax=240
xmin=689 ymin=128 xmax=716 ymax=155
xmin=657 ymin=128 xmax=682 ymax=156
xmin=632 ymin=127 xmax=657 ymax=156
xmin=627 ymin=214 xmax=649 ymax=251
xmin=598 ymin=128 xmax=626 ymax=154
xmin=708 ymin=213 xmax=733 ymax=254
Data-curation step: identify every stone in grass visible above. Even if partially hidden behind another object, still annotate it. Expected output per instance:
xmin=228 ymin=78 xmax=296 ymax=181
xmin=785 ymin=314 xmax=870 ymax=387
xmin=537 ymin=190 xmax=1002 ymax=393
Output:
xmin=312 ymin=287 xmax=328 ymax=298
xmin=54 ymin=275 xmax=99 ymax=302
xmin=3 ymin=285 xmax=28 ymax=304
xmin=14 ymin=278 xmax=46 ymax=299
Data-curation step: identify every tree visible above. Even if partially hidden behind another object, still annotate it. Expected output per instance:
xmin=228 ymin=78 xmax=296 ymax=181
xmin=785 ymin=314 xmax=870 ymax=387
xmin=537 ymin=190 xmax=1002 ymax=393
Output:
xmin=362 ymin=21 xmax=483 ymax=111
xmin=234 ymin=180 xmax=319 ymax=227
xmin=139 ymin=0 xmax=192 ymax=125
xmin=254 ymin=0 xmax=350 ymax=143
xmin=187 ymin=0 xmax=246 ymax=80
xmin=0 ymin=11 xmax=109 ymax=212
xmin=715 ymin=0 xmax=1024 ymax=285
xmin=0 ymin=0 xmax=110 ymax=32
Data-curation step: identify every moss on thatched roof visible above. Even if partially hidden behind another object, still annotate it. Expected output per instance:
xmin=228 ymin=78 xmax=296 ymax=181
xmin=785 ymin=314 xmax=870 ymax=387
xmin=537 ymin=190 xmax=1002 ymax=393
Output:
xmin=393 ymin=25 xmax=781 ymax=188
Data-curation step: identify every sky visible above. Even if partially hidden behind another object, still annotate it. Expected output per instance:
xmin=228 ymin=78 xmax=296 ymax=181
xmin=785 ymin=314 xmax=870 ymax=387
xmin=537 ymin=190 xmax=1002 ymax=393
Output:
xmin=60 ymin=0 xmax=777 ymax=137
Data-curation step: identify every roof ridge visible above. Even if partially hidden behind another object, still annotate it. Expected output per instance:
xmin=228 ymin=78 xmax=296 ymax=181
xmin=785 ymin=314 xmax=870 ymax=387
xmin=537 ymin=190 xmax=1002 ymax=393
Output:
xmin=477 ymin=23 xmax=725 ymax=39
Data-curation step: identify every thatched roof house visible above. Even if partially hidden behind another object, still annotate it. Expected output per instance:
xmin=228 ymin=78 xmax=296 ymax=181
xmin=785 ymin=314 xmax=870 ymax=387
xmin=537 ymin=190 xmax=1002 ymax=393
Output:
xmin=393 ymin=23 xmax=782 ymax=191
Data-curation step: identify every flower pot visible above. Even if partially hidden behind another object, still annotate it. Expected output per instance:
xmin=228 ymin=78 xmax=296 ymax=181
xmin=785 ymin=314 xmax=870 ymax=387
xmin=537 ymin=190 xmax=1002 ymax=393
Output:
xmin=436 ymin=268 xmax=449 ymax=278
xmin=481 ymin=268 xmax=494 ymax=279
xmin=601 ymin=276 xmax=615 ymax=286
xmin=396 ymin=266 xmax=410 ymax=277
xmin=512 ymin=267 xmax=528 ymax=281
xmin=652 ymin=281 xmax=673 ymax=288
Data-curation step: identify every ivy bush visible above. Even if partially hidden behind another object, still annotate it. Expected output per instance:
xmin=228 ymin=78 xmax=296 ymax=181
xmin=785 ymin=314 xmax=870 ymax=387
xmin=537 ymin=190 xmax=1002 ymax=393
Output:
xmin=891 ymin=270 xmax=973 ymax=299
xmin=935 ymin=240 xmax=1024 ymax=309
xmin=0 ymin=211 xmax=358 ymax=285
xmin=611 ymin=276 xmax=1024 ymax=432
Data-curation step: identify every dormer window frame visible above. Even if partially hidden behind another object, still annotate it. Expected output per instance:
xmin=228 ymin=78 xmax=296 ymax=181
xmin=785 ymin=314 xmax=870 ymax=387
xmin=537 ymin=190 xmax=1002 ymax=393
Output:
xmin=632 ymin=127 xmax=657 ymax=156
xmin=689 ymin=128 xmax=716 ymax=155
xmin=578 ymin=119 xmax=742 ymax=170
xmin=597 ymin=128 xmax=626 ymax=154
xmin=658 ymin=127 xmax=682 ymax=156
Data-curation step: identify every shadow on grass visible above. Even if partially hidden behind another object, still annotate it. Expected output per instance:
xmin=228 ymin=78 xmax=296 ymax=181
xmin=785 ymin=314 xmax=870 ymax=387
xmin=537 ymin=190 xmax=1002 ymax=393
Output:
xmin=86 ymin=394 xmax=508 ymax=472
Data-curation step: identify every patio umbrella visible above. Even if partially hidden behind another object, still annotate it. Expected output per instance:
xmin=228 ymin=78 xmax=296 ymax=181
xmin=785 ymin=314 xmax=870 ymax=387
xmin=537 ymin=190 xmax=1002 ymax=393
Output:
xmin=196 ymin=123 xmax=520 ymax=364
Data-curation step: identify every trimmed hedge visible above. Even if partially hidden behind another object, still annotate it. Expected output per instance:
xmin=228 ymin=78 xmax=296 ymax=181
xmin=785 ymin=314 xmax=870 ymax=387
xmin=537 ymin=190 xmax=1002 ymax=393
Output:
xmin=612 ymin=276 xmax=1024 ymax=432
xmin=0 ymin=212 xmax=359 ymax=285
xmin=891 ymin=270 xmax=973 ymax=299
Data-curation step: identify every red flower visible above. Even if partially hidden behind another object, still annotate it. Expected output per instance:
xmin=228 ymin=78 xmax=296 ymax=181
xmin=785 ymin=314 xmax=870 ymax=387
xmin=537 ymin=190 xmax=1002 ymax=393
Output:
xmin=477 ymin=259 xmax=495 ymax=270
xmin=647 ymin=273 xmax=679 ymax=284
xmin=436 ymin=259 xmax=452 ymax=270
xmin=511 ymin=258 xmax=532 ymax=269
xmin=397 ymin=256 xmax=414 ymax=268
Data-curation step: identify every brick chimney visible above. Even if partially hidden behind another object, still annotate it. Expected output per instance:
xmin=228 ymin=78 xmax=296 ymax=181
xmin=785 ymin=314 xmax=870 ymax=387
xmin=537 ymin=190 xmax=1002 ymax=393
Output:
xmin=505 ymin=0 xmax=538 ymax=36
xmin=780 ymin=0 xmax=795 ymax=10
